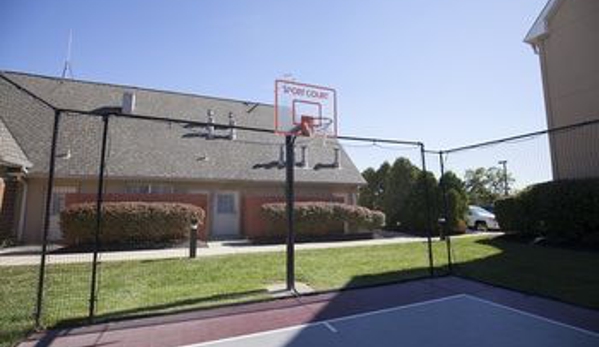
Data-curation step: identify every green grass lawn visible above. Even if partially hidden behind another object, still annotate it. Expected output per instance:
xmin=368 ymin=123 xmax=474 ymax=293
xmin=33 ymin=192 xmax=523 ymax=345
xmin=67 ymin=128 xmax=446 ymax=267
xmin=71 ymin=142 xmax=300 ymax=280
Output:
xmin=1 ymin=235 xmax=598 ymax=347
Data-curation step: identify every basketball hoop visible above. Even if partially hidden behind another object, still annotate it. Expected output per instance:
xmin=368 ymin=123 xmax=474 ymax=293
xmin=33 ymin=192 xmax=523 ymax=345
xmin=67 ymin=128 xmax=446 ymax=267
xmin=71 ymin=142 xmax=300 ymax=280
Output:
xmin=299 ymin=116 xmax=315 ymax=137
xmin=297 ymin=116 xmax=334 ymax=147
xmin=274 ymin=80 xmax=337 ymax=139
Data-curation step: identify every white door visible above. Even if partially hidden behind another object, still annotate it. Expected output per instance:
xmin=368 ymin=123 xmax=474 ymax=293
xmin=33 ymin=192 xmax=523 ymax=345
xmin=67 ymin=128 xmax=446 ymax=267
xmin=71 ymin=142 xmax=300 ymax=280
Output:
xmin=49 ymin=186 xmax=77 ymax=241
xmin=212 ymin=192 xmax=240 ymax=238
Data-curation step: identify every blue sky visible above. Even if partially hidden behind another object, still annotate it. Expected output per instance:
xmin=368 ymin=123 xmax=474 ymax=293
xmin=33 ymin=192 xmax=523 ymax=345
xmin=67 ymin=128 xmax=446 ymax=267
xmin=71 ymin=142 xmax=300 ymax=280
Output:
xmin=0 ymin=0 xmax=551 ymax=186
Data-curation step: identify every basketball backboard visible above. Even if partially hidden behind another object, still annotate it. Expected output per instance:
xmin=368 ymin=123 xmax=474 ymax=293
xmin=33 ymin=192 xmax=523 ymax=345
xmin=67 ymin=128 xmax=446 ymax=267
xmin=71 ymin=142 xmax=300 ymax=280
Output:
xmin=275 ymin=80 xmax=337 ymax=137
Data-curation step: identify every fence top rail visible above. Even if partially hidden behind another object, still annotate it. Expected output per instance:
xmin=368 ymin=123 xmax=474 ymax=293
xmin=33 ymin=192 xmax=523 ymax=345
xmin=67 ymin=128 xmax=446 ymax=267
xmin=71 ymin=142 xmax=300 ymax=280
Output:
xmin=5 ymin=72 xmax=598 ymax=153
xmin=439 ymin=117 xmax=599 ymax=154
xmin=58 ymin=108 xmax=424 ymax=146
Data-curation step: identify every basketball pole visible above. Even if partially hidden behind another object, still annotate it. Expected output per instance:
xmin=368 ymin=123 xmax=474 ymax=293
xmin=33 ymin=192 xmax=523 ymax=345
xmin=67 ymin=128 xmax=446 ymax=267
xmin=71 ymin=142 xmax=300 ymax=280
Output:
xmin=285 ymin=134 xmax=297 ymax=293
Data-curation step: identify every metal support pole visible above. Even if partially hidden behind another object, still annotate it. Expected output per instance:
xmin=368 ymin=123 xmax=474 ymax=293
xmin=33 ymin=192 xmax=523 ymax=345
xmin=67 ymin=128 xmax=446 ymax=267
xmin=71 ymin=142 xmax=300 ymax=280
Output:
xmin=439 ymin=151 xmax=453 ymax=273
xmin=35 ymin=110 xmax=61 ymax=327
xmin=420 ymin=144 xmax=435 ymax=277
xmin=285 ymin=135 xmax=296 ymax=292
xmin=499 ymin=160 xmax=509 ymax=196
xmin=88 ymin=114 xmax=110 ymax=321
xmin=189 ymin=219 xmax=198 ymax=258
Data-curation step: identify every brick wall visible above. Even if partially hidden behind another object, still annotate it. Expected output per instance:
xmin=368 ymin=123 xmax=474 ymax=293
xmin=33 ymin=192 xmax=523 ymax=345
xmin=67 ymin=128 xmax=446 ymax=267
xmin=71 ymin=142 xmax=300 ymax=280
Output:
xmin=242 ymin=195 xmax=344 ymax=239
xmin=0 ymin=176 xmax=18 ymax=239
xmin=65 ymin=193 xmax=210 ymax=241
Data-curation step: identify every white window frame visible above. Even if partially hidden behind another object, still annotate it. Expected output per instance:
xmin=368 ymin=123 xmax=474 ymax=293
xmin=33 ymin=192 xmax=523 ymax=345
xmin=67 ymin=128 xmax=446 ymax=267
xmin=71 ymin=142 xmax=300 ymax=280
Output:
xmin=126 ymin=183 xmax=174 ymax=194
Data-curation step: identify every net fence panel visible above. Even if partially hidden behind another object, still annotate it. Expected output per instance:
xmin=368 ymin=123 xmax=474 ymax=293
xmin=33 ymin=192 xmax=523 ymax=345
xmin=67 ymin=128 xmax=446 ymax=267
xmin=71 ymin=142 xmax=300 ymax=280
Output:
xmin=0 ymin=77 xmax=46 ymax=342
xmin=423 ymin=150 xmax=452 ymax=277
xmin=40 ymin=112 xmax=104 ymax=326
xmin=439 ymin=123 xmax=599 ymax=281
xmin=294 ymin=140 xmax=437 ymax=294
xmin=93 ymin=117 xmax=285 ymax=321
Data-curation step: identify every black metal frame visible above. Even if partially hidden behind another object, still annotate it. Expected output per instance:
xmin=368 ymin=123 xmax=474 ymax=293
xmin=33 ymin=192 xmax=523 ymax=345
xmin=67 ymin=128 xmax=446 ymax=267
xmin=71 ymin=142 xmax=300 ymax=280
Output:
xmin=438 ymin=151 xmax=453 ymax=272
xmin=88 ymin=114 xmax=110 ymax=320
xmin=285 ymin=135 xmax=296 ymax=292
xmin=3 ymin=72 xmax=597 ymax=329
xmin=2 ymin=74 xmax=437 ymax=327
xmin=34 ymin=109 xmax=61 ymax=327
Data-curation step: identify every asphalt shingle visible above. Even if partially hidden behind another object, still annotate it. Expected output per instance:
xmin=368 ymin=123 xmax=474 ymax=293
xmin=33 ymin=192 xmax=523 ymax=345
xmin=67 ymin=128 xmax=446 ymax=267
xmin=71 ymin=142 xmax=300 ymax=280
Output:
xmin=0 ymin=71 xmax=365 ymax=185
xmin=0 ymin=112 xmax=32 ymax=168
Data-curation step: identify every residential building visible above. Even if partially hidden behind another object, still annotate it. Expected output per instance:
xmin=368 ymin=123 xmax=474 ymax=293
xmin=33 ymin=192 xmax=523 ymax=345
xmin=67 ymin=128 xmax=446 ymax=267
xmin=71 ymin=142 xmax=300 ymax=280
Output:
xmin=525 ymin=0 xmax=599 ymax=180
xmin=0 ymin=71 xmax=365 ymax=243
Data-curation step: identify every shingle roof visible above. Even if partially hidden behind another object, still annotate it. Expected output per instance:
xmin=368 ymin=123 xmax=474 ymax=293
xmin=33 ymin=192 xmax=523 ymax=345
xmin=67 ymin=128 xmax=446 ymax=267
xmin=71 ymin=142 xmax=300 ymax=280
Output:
xmin=0 ymin=117 xmax=32 ymax=168
xmin=0 ymin=71 xmax=365 ymax=185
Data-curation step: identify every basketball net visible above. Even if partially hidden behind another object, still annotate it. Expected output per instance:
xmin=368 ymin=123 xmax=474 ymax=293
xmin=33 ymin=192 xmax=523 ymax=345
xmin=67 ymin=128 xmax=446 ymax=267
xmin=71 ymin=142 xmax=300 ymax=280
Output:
xmin=300 ymin=116 xmax=333 ymax=148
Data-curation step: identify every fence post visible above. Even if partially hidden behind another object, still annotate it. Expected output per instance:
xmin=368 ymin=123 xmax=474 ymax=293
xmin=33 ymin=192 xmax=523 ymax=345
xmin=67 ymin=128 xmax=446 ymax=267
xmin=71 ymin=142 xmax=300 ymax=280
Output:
xmin=189 ymin=219 xmax=198 ymax=258
xmin=34 ymin=109 xmax=61 ymax=328
xmin=419 ymin=144 xmax=435 ymax=277
xmin=285 ymin=135 xmax=296 ymax=292
xmin=438 ymin=151 xmax=453 ymax=273
xmin=88 ymin=114 xmax=110 ymax=321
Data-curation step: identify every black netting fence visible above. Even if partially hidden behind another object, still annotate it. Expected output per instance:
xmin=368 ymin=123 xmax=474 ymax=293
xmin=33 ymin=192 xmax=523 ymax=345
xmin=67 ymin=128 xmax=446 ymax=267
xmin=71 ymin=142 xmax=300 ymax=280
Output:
xmin=2 ymin=73 xmax=598 ymax=347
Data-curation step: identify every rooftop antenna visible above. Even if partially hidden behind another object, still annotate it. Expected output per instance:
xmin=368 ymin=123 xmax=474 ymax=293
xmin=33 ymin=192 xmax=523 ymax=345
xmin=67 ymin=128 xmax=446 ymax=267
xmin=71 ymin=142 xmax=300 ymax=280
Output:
xmin=61 ymin=30 xmax=74 ymax=79
xmin=282 ymin=73 xmax=295 ymax=81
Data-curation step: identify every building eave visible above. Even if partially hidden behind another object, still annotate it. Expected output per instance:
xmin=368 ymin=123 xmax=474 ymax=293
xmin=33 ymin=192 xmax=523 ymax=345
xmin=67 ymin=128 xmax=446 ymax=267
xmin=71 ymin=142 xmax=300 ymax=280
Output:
xmin=524 ymin=0 xmax=564 ymax=50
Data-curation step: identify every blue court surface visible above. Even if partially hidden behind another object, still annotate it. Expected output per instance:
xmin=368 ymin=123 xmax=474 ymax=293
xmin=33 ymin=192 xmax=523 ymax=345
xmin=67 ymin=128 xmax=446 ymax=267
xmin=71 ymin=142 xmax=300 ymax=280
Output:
xmin=182 ymin=294 xmax=599 ymax=347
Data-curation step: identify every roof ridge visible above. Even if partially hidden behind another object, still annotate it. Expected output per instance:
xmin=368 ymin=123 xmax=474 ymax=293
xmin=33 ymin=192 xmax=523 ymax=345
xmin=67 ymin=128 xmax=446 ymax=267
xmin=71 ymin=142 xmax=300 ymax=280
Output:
xmin=0 ymin=70 xmax=274 ymax=108
xmin=0 ymin=117 xmax=32 ymax=168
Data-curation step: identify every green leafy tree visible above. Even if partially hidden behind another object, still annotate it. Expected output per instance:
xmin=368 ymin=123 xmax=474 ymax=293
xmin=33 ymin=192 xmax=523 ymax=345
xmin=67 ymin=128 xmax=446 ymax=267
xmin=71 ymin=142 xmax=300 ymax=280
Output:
xmin=464 ymin=167 xmax=514 ymax=206
xmin=382 ymin=158 xmax=420 ymax=230
xmin=360 ymin=157 xmax=446 ymax=234
xmin=403 ymin=171 xmax=440 ymax=233
xmin=358 ymin=162 xmax=390 ymax=210
xmin=439 ymin=171 xmax=468 ymax=232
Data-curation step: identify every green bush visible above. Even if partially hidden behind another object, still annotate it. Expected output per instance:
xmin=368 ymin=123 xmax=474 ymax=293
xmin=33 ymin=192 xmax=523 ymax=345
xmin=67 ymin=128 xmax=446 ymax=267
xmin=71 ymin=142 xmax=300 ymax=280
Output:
xmin=61 ymin=202 xmax=205 ymax=246
xmin=260 ymin=202 xmax=385 ymax=238
xmin=495 ymin=197 xmax=525 ymax=233
xmin=494 ymin=179 xmax=599 ymax=245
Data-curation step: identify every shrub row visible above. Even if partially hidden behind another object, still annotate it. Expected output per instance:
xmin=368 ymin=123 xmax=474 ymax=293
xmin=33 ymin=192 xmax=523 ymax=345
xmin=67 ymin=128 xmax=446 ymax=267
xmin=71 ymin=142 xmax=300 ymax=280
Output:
xmin=495 ymin=179 xmax=599 ymax=246
xmin=61 ymin=202 xmax=205 ymax=246
xmin=260 ymin=202 xmax=385 ymax=238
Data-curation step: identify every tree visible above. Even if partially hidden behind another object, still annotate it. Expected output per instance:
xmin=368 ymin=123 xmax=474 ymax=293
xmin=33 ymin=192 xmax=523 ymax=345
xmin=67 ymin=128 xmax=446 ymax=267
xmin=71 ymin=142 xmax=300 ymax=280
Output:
xmin=403 ymin=171 xmax=439 ymax=233
xmin=382 ymin=158 xmax=420 ymax=230
xmin=439 ymin=171 xmax=468 ymax=232
xmin=464 ymin=167 xmax=515 ymax=206
xmin=358 ymin=162 xmax=390 ymax=210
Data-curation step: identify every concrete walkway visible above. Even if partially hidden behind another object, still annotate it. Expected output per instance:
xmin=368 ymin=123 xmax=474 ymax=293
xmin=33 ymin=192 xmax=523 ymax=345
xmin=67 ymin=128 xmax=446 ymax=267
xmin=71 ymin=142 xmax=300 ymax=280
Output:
xmin=0 ymin=232 xmax=501 ymax=266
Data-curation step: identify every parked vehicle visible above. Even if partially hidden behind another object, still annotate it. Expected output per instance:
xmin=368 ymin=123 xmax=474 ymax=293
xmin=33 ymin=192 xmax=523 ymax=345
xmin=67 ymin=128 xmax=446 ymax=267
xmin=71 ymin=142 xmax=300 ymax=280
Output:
xmin=466 ymin=205 xmax=500 ymax=231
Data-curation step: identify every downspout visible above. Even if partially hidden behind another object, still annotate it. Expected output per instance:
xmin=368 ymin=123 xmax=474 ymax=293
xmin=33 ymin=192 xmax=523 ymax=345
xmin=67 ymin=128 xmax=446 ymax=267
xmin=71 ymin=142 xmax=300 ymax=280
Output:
xmin=17 ymin=177 xmax=28 ymax=242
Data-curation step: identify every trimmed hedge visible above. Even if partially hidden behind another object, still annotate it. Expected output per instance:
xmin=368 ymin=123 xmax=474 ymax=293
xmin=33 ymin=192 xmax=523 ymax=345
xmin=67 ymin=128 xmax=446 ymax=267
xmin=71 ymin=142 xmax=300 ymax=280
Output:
xmin=495 ymin=179 xmax=599 ymax=245
xmin=61 ymin=202 xmax=205 ymax=246
xmin=260 ymin=202 xmax=385 ymax=238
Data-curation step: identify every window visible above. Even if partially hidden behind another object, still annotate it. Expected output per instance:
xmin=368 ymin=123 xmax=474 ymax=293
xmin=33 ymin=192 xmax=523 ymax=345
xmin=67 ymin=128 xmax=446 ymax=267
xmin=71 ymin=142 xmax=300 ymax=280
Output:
xmin=151 ymin=184 xmax=174 ymax=194
xmin=126 ymin=183 xmax=174 ymax=194
xmin=126 ymin=184 xmax=150 ymax=194
xmin=50 ymin=194 xmax=66 ymax=216
xmin=217 ymin=194 xmax=236 ymax=214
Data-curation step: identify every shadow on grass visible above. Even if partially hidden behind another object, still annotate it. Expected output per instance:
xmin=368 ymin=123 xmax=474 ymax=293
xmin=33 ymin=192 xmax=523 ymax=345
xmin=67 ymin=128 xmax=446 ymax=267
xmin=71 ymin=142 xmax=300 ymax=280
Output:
xmin=452 ymin=236 xmax=599 ymax=310
xmin=54 ymin=288 xmax=269 ymax=328
xmin=30 ymin=269 xmax=438 ymax=347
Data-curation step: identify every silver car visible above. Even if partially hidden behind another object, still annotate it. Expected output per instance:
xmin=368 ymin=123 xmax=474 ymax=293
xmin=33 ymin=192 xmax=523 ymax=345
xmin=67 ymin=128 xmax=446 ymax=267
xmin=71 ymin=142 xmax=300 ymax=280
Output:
xmin=466 ymin=205 xmax=500 ymax=231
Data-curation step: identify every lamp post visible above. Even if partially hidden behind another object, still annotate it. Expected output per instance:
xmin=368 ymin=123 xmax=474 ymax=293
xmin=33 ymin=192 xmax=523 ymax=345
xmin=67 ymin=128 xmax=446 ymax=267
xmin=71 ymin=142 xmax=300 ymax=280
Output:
xmin=498 ymin=160 xmax=508 ymax=196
